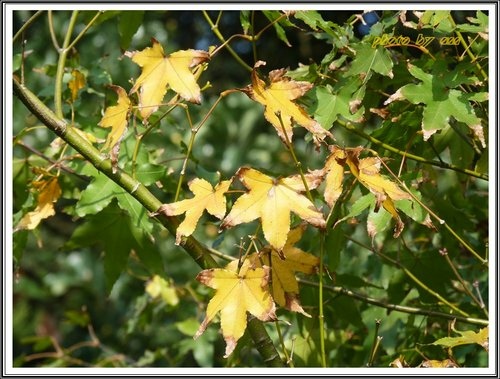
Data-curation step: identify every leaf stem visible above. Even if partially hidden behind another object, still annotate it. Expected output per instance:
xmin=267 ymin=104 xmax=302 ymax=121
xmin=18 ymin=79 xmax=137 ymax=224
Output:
xmin=318 ymin=232 xmax=327 ymax=367
xmin=202 ymin=10 xmax=253 ymax=72
xmin=13 ymin=10 xmax=44 ymax=43
xmin=367 ymin=320 xmax=382 ymax=367
xmin=54 ymin=10 xmax=79 ymax=118
xmin=298 ymin=279 xmax=488 ymax=327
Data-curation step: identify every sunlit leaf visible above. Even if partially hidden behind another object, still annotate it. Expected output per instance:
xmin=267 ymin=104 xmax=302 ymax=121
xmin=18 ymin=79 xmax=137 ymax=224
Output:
xmin=194 ymin=259 xmax=276 ymax=357
xmin=155 ymin=178 xmax=231 ymax=244
xmin=241 ymin=60 xmax=332 ymax=147
xmin=221 ymin=167 xmax=325 ymax=251
xmin=126 ymin=38 xmax=209 ymax=120
xmin=16 ymin=177 xmax=61 ymax=231
xmin=433 ymin=325 xmax=489 ymax=352
xmin=98 ymin=85 xmax=131 ymax=151
xmin=249 ymin=225 xmax=319 ymax=316
xmin=385 ymin=62 xmax=487 ymax=147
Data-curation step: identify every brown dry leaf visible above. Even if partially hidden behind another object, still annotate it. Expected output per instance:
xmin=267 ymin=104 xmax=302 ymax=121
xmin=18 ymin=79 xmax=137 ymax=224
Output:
xmin=194 ymin=259 xmax=276 ymax=358
xmin=249 ymin=225 xmax=319 ymax=316
xmin=16 ymin=177 xmax=61 ymax=231
xmin=241 ymin=60 xmax=332 ymax=147
xmin=155 ymin=178 xmax=231 ymax=244
xmin=126 ymin=38 xmax=209 ymax=120
xmin=221 ymin=167 xmax=325 ymax=251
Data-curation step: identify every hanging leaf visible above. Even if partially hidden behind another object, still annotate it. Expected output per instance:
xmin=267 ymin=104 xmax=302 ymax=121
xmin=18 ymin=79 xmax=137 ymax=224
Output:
xmin=194 ymin=259 xmax=276 ymax=358
xmin=323 ymin=145 xmax=347 ymax=207
xmin=98 ymin=85 xmax=131 ymax=151
xmin=126 ymin=38 xmax=209 ymax=120
xmin=240 ymin=61 xmax=332 ymax=147
xmin=249 ymin=225 xmax=319 ymax=316
xmin=16 ymin=177 xmax=61 ymax=231
xmin=155 ymin=178 xmax=231 ymax=244
xmin=67 ymin=69 xmax=86 ymax=102
xmin=221 ymin=167 xmax=325 ymax=251
xmin=433 ymin=325 xmax=489 ymax=352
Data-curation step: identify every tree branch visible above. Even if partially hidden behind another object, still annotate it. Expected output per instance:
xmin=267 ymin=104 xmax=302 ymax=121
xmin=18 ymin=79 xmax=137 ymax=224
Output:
xmin=13 ymin=76 xmax=284 ymax=367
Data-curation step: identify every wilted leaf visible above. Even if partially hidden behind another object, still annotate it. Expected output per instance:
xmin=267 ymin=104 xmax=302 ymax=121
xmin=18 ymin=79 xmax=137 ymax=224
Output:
xmin=16 ymin=177 xmax=61 ymax=231
xmin=249 ymin=225 xmax=319 ymax=316
xmin=98 ymin=85 xmax=131 ymax=151
xmin=155 ymin=178 xmax=231 ymax=244
xmin=420 ymin=359 xmax=459 ymax=368
xmin=68 ymin=69 xmax=86 ymax=102
xmin=194 ymin=259 xmax=276 ymax=357
xmin=126 ymin=38 xmax=209 ymax=120
xmin=221 ymin=167 xmax=325 ymax=251
xmin=241 ymin=61 xmax=332 ymax=147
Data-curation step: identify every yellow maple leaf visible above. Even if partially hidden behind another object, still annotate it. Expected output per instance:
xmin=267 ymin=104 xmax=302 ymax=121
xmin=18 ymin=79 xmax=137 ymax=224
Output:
xmin=194 ymin=259 xmax=276 ymax=358
xmin=16 ymin=177 xmax=61 ymax=231
xmin=126 ymin=38 xmax=209 ymax=120
xmin=98 ymin=85 xmax=131 ymax=150
xmin=241 ymin=60 xmax=332 ymax=147
xmin=323 ymin=146 xmax=347 ymax=207
xmin=249 ymin=225 xmax=319 ymax=316
xmin=68 ymin=69 xmax=86 ymax=102
xmin=155 ymin=178 xmax=231 ymax=244
xmin=221 ymin=167 xmax=325 ymax=251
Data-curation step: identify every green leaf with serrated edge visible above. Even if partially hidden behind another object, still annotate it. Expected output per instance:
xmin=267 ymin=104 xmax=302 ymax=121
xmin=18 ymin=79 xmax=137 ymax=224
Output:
xmin=75 ymin=164 xmax=154 ymax=234
xmin=334 ymin=193 xmax=375 ymax=226
xmin=433 ymin=326 xmax=488 ymax=351
xmin=262 ymin=10 xmax=294 ymax=46
xmin=346 ymin=44 xmax=393 ymax=78
xmin=367 ymin=205 xmax=392 ymax=238
xmin=312 ymin=80 xmax=364 ymax=129
xmin=388 ymin=62 xmax=485 ymax=146
xmin=394 ymin=188 xmax=427 ymax=224
xmin=118 ymin=11 xmax=144 ymax=50
xmin=240 ymin=10 xmax=251 ymax=34
xmin=294 ymin=10 xmax=336 ymax=35
xmin=66 ymin=201 xmax=135 ymax=291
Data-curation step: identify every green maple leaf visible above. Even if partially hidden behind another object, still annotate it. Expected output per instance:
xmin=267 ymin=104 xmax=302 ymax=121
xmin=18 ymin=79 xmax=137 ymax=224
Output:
xmin=313 ymin=77 xmax=365 ymax=129
xmin=385 ymin=62 xmax=487 ymax=147
xmin=66 ymin=201 xmax=162 ymax=290
xmin=346 ymin=44 xmax=394 ymax=79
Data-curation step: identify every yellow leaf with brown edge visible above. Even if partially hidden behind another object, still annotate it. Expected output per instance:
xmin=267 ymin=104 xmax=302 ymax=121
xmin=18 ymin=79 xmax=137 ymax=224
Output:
xmin=194 ymin=259 xmax=276 ymax=358
xmin=342 ymin=147 xmax=411 ymax=237
xmin=241 ymin=61 xmax=332 ymax=147
xmin=98 ymin=85 xmax=131 ymax=150
xmin=126 ymin=38 xmax=209 ymax=120
xmin=221 ymin=167 xmax=325 ymax=251
xmin=155 ymin=178 xmax=231 ymax=245
xmin=249 ymin=225 xmax=319 ymax=316
xmin=16 ymin=177 xmax=61 ymax=231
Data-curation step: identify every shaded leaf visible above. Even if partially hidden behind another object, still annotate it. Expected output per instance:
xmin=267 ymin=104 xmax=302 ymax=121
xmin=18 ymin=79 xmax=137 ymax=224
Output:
xmin=194 ymin=259 xmax=276 ymax=357
xmin=16 ymin=177 xmax=61 ymax=231
xmin=68 ymin=69 xmax=86 ymax=102
xmin=221 ymin=167 xmax=325 ymax=251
